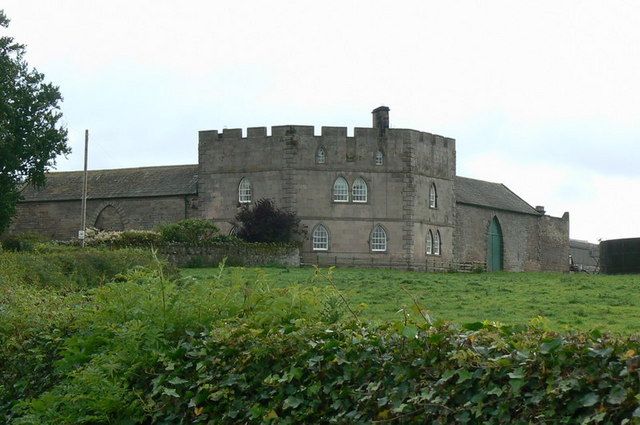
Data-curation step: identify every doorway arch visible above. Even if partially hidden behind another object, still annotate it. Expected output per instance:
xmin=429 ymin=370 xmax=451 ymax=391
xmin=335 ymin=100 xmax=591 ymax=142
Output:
xmin=94 ymin=205 xmax=125 ymax=231
xmin=487 ymin=216 xmax=503 ymax=271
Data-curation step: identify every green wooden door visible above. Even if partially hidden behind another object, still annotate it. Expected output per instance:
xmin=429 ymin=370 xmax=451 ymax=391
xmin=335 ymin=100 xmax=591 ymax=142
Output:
xmin=487 ymin=217 xmax=503 ymax=271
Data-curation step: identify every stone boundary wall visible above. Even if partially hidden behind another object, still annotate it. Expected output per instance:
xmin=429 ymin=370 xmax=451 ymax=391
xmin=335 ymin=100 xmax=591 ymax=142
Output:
xmin=160 ymin=244 xmax=300 ymax=268
xmin=302 ymin=252 xmax=485 ymax=272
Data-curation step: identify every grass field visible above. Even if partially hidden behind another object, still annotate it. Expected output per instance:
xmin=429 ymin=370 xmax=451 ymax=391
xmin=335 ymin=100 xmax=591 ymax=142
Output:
xmin=183 ymin=266 xmax=640 ymax=334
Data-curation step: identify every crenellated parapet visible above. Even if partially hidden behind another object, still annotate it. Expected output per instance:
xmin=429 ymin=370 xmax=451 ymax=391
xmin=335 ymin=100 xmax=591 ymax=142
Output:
xmin=196 ymin=107 xmax=458 ymax=268
xmin=198 ymin=125 xmax=455 ymax=151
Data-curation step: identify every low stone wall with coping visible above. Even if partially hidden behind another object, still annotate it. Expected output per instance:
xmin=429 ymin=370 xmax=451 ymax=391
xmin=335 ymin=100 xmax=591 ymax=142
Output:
xmin=160 ymin=243 xmax=300 ymax=268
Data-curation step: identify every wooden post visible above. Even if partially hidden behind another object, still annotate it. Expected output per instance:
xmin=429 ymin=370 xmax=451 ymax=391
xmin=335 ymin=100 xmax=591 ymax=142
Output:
xmin=80 ymin=130 xmax=89 ymax=247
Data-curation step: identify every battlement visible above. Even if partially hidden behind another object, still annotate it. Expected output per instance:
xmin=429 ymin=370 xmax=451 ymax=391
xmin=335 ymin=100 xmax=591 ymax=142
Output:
xmin=199 ymin=125 xmax=353 ymax=142
xmin=197 ymin=107 xmax=455 ymax=151
xmin=198 ymin=125 xmax=454 ymax=145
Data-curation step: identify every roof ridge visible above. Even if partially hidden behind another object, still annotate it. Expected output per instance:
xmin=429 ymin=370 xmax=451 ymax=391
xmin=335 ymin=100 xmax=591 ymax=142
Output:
xmin=455 ymin=176 xmax=541 ymax=216
xmin=45 ymin=164 xmax=198 ymax=175
xmin=455 ymin=175 xmax=502 ymax=186
xmin=498 ymin=183 xmax=541 ymax=215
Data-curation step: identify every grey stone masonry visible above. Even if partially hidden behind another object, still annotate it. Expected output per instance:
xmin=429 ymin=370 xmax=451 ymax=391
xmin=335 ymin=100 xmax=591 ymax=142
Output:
xmin=8 ymin=106 xmax=570 ymax=272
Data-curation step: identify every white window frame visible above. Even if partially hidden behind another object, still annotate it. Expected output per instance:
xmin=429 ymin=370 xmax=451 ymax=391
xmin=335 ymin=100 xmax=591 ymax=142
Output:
xmin=316 ymin=147 xmax=326 ymax=164
xmin=429 ymin=183 xmax=437 ymax=209
xmin=434 ymin=230 xmax=441 ymax=256
xmin=371 ymin=225 xmax=387 ymax=252
xmin=312 ymin=224 xmax=329 ymax=251
xmin=333 ymin=177 xmax=349 ymax=202
xmin=426 ymin=230 xmax=433 ymax=255
xmin=239 ymin=178 xmax=252 ymax=203
xmin=352 ymin=177 xmax=368 ymax=203
xmin=375 ymin=150 xmax=384 ymax=166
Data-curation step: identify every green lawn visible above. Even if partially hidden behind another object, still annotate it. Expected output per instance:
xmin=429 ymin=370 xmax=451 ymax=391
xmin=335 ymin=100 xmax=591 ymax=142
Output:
xmin=182 ymin=266 xmax=640 ymax=334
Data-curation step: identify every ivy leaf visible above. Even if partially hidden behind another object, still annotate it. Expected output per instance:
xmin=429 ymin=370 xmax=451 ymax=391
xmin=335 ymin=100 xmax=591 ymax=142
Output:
xmin=162 ymin=387 xmax=180 ymax=398
xmin=457 ymin=369 xmax=473 ymax=383
xmin=510 ymin=379 xmax=525 ymax=393
xmin=589 ymin=347 xmax=613 ymax=358
xmin=263 ymin=410 xmax=278 ymax=420
xmin=540 ymin=338 xmax=563 ymax=354
xmin=487 ymin=385 xmax=504 ymax=396
xmin=402 ymin=325 xmax=418 ymax=339
xmin=508 ymin=368 xmax=525 ymax=379
xmin=580 ymin=392 xmax=599 ymax=407
xmin=283 ymin=396 xmax=303 ymax=410
xmin=607 ymin=385 xmax=627 ymax=405
xmin=168 ymin=377 xmax=188 ymax=385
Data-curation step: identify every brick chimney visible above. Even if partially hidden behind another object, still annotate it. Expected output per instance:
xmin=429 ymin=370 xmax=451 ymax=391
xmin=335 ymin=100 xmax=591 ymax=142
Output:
xmin=535 ymin=205 xmax=546 ymax=214
xmin=372 ymin=106 xmax=390 ymax=133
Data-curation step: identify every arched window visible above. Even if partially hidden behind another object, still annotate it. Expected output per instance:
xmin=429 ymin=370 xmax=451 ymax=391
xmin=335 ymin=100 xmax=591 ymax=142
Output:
xmin=371 ymin=225 xmax=387 ymax=252
xmin=352 ymin=177 xmax=368 ymax=203
xmin=429 ymin=183 xmax=438 ymax=208
xmin=312 ymin=224 xmax=329 ymax=251
xmin=426 ymin=230 xmax=433 ymax=255
xmin=333 ymin=177 xmax=349 ymax=202
xmin=434 ymin=230 xmax=441 ymax=256
xmin=239 ymin=178 xmax=252 ymax=203
xmin=375 ymin=150 xmax=384 ymax=166
xmin=316 ymin=146 xmax=326 ymax=164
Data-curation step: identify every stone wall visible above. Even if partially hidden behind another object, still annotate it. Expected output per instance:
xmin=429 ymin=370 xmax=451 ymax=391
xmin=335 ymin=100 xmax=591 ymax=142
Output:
xmin=9 ymin=195 xmax=197 ymax=239
xmin=454 ymin=203 xmax=569 ymax=272
xmin=197 ymin=125 xmax=456 ymax=268
xmin=570 ymin=239 xmax=599 ymax=272
xmin=160 ymin=244 xmax=300 ymax=268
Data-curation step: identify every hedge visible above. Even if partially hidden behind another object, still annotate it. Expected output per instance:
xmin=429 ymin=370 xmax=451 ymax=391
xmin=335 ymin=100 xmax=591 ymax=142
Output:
xmin=5 ymin=263 xmax=640 ymax=423
xmin=141 ymin=321 xmax=640 ymax=424
xmin=0 ymin=246 xmax=168 ymax=290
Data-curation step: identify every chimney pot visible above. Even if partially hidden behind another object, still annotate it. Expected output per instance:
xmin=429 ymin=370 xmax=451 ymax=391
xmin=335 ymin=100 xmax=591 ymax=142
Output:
xmin=535 ymin=205 xmax=546 ymax=214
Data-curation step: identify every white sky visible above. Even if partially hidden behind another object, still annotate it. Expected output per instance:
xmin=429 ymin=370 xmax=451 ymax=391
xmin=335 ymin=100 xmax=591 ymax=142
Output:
xmin=3 ymin=0 xmax=639 ymax=243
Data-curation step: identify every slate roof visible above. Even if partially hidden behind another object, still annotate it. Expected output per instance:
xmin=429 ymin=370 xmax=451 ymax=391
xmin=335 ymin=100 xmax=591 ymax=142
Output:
xmin=22 ymin=164 xmax=539 ymax=216
xmin=21 ymin=164 xmax=198 ymax=201
xmin=454 ymin=176 xmax=541 ymax=215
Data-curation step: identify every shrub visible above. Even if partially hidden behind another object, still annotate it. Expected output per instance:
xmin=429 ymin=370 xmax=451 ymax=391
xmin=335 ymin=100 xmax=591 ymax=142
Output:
xmin=137 ymin=321 xmax=640 ymax=424
xmin=0 ymin=247 xmax=169 ymax=290
xmin=5 ymin=262 xmax=335 ymax=422
xmin=158 ymin=219 xmax=220 ymax=245
xmin=85 ymin=229 xmax=162 ymax=248
xmin=9 ymin=264 xmax=640 ymax=424
xmin=235 ymin=198 xmax=301 ymax=243
xmin=0 ymin=232 xmax=50 ymax=252
xmin=0 ymin=247 xmax=171 ymax=422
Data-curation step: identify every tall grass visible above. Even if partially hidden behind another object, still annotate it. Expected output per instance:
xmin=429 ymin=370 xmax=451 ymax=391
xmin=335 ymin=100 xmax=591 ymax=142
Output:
xmin=184 ymin=267 xmax=640 ymax=334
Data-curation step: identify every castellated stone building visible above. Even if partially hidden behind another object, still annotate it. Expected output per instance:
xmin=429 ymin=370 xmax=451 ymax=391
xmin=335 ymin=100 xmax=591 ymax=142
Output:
xmin=9 ymin=107 xmax=570 ymax=271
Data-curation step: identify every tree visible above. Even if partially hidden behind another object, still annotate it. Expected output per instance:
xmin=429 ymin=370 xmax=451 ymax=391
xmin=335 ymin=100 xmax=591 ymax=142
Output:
xmin=235 ymin=198 xmax=301 ymax=243
xmin=0 ymin=10 xmax=69 ymax=233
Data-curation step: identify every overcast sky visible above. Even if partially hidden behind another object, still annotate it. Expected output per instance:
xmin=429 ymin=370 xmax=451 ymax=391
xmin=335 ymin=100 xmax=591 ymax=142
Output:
xmin=3 ymin=0 xmax=639 ymax=243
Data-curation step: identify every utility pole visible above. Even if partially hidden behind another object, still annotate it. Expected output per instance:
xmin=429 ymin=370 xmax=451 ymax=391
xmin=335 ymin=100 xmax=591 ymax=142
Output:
xmin=80 ymin=130 xmax=89 ymax=247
